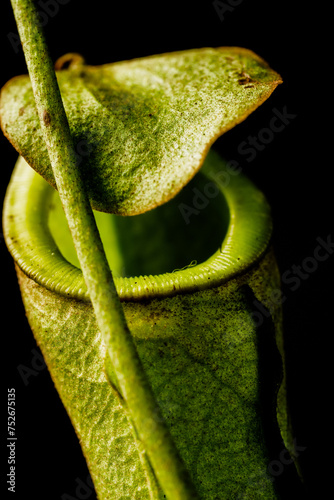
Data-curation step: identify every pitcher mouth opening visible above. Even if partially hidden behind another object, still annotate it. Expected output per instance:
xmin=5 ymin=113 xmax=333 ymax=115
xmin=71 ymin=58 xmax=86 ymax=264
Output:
xmin=3 ymin=149 xmax=272 ymax=301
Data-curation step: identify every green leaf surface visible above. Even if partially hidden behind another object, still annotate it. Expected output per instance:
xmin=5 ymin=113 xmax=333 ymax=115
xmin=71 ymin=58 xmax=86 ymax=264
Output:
xmin=0 ymin=47 xmax=281 ymax=215
xmin=16 ymin=246 xmax=284 ymax=500
xmin=3 ymin=152 xmax=295 ymax=499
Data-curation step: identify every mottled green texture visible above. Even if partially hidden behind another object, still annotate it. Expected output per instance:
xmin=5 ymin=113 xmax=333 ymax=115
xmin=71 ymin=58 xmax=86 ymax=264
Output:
xmin=2 ymin=5 xmax=291 ymax=495
xmin=3 ymin=151 xmax=295 ymax=499
xmin=0 ymin=47 xmax=281 ymax=215
xmin=16 ymin=267 xmax=152 ymax=500
xmin=16 ymin=247 xmax=285 ymax=500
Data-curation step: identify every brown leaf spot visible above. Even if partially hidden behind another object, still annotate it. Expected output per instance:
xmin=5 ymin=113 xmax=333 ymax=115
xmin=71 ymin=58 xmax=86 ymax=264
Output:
xmin=238 ymin=72 xmax=254 ymax=86
xmin=19 ymin=107 xmax=25 ymax=116
xmin=43 ymin=110 xmax=51 ymax=127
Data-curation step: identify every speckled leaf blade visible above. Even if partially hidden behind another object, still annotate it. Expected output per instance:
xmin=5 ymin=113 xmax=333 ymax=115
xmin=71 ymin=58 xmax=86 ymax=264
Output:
xmin=0 ymin=47 xmax=281 ymax=215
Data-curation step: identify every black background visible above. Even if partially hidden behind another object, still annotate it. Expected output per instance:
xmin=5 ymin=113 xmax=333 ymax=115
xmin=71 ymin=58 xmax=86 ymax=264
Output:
xmin=1 ymin=1 xmax=331 ymax=499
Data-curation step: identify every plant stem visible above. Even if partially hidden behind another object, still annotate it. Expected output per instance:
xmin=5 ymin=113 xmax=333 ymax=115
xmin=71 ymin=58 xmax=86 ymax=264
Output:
xmin=10 ymin=1 xmax=199 ymax=498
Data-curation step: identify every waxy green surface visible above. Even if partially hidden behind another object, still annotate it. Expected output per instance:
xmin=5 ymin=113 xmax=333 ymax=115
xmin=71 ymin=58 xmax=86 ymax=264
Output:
xmin=0 ymin=47 xmax=281 ymax=215
xmin=3 ymin=151 xmax=273 ymax=301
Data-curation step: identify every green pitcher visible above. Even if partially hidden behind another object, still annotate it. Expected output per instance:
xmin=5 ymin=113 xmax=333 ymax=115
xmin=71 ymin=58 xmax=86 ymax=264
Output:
xmin=2 ymin=33 xmax=301 ymax=498
xmin=3 ymin=147 xmax=297 ymax=499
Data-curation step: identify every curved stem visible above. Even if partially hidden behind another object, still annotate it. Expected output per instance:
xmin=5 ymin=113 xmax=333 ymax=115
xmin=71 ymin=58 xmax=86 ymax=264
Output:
xmin=10 ymin=1 xmax=199 ymax=498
